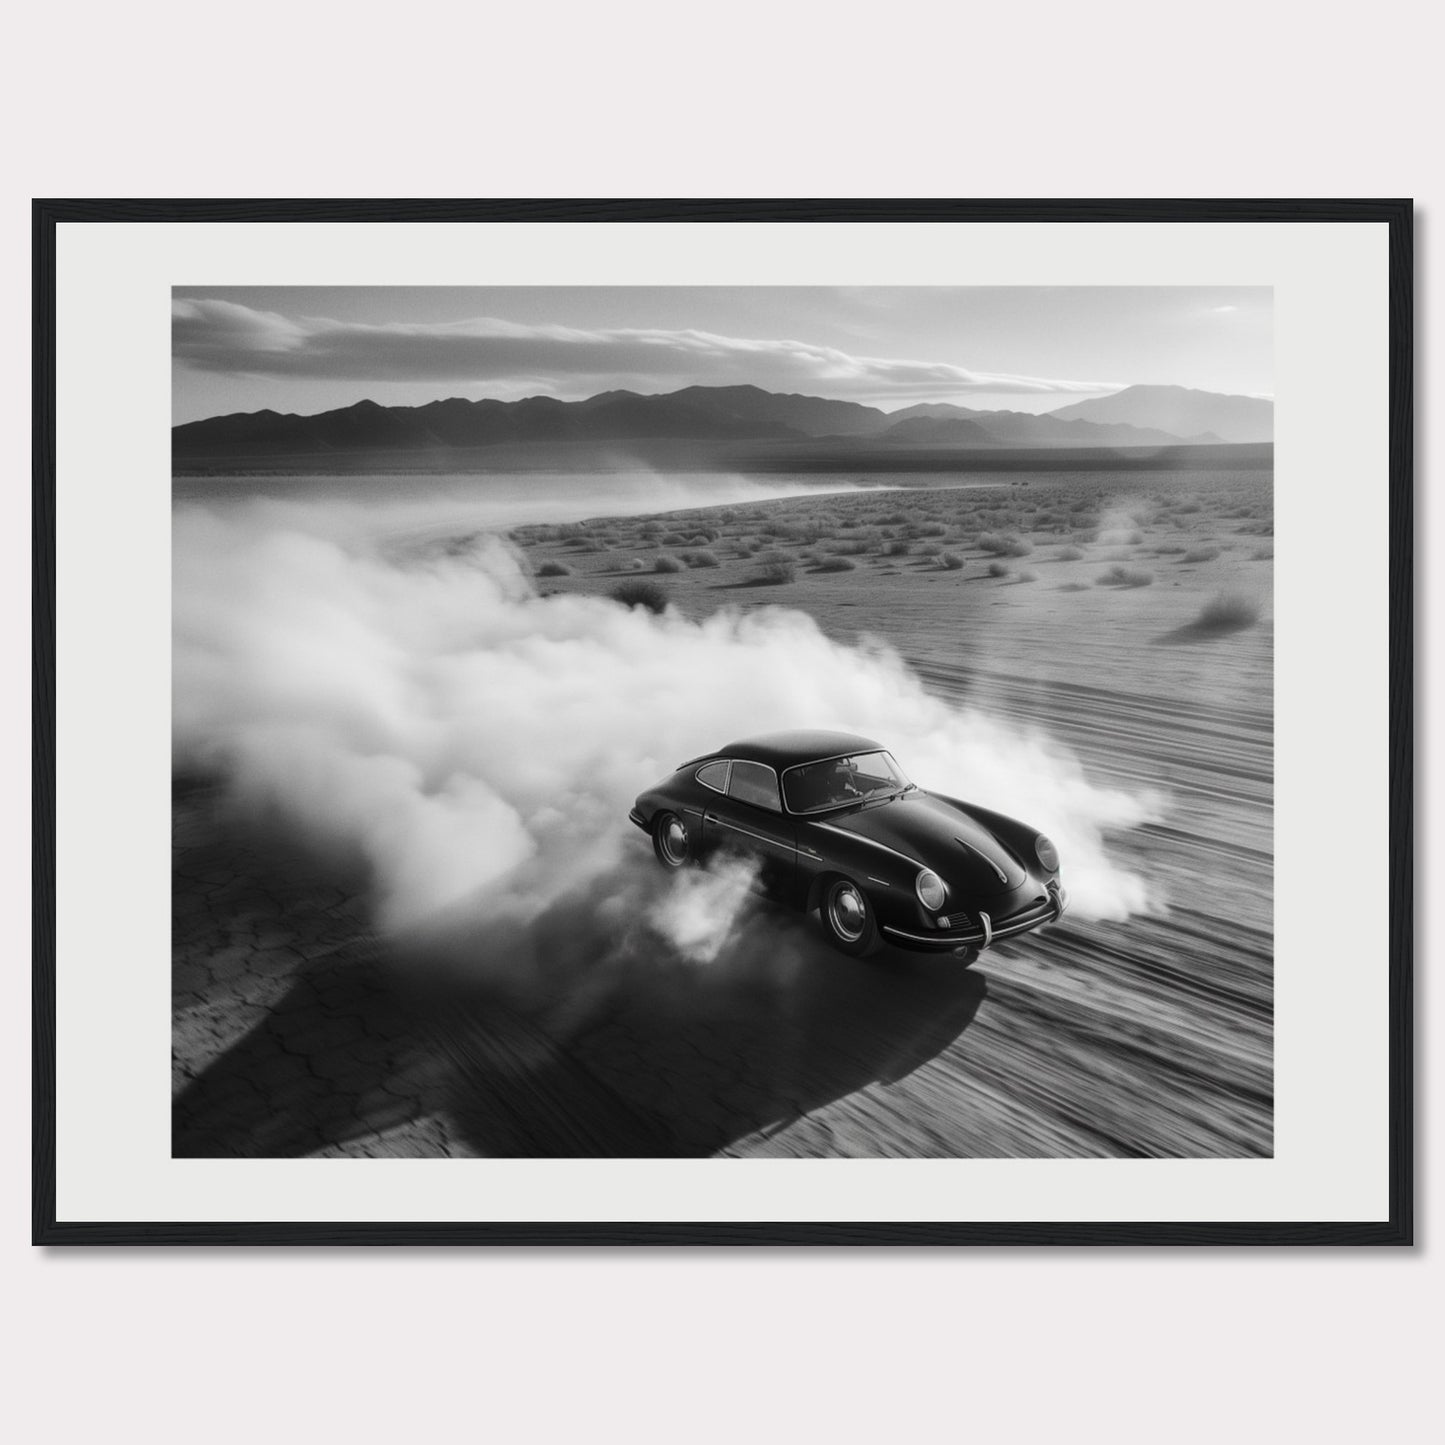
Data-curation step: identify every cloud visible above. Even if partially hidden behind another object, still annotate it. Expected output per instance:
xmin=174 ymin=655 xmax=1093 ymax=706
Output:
xmin=172 ymin=299 xmax=1124 ymax=403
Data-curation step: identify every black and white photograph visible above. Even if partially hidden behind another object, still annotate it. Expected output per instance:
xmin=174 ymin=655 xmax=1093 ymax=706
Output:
xmin=170 ymin=283 xmax=1277 ymax=1162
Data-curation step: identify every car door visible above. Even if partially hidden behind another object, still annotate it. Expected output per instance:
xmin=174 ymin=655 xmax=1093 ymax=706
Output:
xmin=700 ymin=759 xmax=796 ymax=898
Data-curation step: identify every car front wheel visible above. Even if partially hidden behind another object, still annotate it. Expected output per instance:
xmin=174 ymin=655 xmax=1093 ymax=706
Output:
xmin=652 ymin=811 xmax=691 ymax=870
xmin=820 ymin=876 xmax=880 ymax=957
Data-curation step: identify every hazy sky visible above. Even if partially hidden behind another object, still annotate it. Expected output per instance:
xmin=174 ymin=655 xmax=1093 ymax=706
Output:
xmin=172 ymin=286 xmax=1272 ymax=425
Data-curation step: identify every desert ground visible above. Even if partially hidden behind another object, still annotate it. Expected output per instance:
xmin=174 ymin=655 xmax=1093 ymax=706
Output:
xmin=173 ymin=466 xmax=1272 ymax=1158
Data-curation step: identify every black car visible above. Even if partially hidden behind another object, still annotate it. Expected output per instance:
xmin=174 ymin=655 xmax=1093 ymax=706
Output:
xmin=629 ymin=729 xmax=1067 ymax=958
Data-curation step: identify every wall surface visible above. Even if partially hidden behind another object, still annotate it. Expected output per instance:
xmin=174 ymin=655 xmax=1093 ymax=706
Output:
xmin=5 ymin=3 xmax=1437 ymax=1441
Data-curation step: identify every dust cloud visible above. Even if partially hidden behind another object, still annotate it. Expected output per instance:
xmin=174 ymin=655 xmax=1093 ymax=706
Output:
xmin=174 ymin=483 xmax=1161 ymax=955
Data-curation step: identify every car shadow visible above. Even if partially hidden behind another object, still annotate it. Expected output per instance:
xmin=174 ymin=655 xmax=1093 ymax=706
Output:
xmin=174 ymin=866 xmax=988 ymax=1158
xmin=406 ymin=888 xmax=990 ymax=1158
xmin=171 ymin=778 xmax=991 ymax=1159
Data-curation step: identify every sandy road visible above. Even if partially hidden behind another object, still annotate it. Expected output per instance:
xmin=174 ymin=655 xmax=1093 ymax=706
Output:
xmin=173 ymin=639 xmax=1271 ymax=1160
xmin=173 ymin=472 xmax=1274 ymax=1158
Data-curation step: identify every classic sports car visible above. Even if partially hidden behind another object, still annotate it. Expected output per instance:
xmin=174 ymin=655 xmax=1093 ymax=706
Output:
xmin=629 ymin=730 xmax=1067 ymax=957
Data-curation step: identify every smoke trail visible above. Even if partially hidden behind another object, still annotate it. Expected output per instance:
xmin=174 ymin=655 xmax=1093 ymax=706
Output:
xmin=173 ymin=489 xmax=1159 ymax=948
xmin=645 ymin=857 xmax=763 ymax=965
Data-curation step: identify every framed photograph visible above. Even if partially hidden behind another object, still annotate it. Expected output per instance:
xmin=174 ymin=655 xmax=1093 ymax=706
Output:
xmin=33 ymin=200 xmax=1412 ymax=1244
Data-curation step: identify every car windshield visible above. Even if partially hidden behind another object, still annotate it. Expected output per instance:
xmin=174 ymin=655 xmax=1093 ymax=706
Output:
xmin=782 ymin=751 xmax=912 ymax=814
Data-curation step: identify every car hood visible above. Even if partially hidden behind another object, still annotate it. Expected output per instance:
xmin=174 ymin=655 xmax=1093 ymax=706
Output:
xmin=814 ymin=791 xmax=1029 ymax=896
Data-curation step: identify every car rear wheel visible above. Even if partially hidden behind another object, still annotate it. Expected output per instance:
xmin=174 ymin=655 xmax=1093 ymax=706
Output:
xmin=652 ymin=811 xmax=691 ymax=870
xmin=820 ymin=876 xmax=880 ymax=957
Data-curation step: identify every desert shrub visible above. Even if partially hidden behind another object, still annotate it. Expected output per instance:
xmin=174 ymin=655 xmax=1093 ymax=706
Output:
xmin=752 ymin=552 xmax=797 ymax=586
xmin=555 ymin=523 xmax=589 ymax=540
xmin=1194 ymin=592 xmax=1262 ymax=632
xmin=1096 ymin=564 xmax=1154 ymax=588
xmin=987 ymin=561 xmax=1011 ymax=578
xmin=659 ymin=532 xmax=687 ymax=546
xmin=883 ymin=539 xmax=912 ymax=557
xmin=1017 ymin=569 xmax=1038 ymax=583
xmin=1182 ymin=545 xmax=1222 ymax=563
xmin=1055 ymin=545 xmax=1084 ymax=561
xmin=940 ymin=552 xmax=965 ymax=570
xmin=682 ymin=550 xmax=719 ymax=568
xmin=917 ymin=541 xmax=944 ymax=558
xmin=624 ymin=557 xmax=647 ymax=571
xmin=653 ymin=555 xmax=684 ymax=574
xmin=535 ymin=561 xmax=572 ymax=577
xmin=814 ymin=555 xmax=856 ymax=573
xmin=979 ymin=532 xmax=1033 ymax=558
xmin=609 ymin=580 xmax=669 ymax=614
xmin=769 ymin=520 xmax=829 ymax=544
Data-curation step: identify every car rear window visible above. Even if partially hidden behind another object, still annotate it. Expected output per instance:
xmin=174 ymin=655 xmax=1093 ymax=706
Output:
xmin=695 ymin=760 xmax=730 ymax=793
xmin=728 ymin=760 xmax=781 ymax=812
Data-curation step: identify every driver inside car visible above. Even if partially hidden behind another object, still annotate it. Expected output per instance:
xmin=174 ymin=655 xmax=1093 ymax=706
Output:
xmin=830 ymin=758 xmax=863 ymax=799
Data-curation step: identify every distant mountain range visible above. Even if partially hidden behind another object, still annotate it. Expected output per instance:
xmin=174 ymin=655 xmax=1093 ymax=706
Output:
xmin=172 ymin=382 xmax=1273 ymax=464
xmin=1050 ymin=385 xmax=1273 ymax=443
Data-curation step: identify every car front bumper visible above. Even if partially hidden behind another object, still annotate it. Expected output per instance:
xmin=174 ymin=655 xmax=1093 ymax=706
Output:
xmin=881 ymin=881 xmax=1067 ymax=952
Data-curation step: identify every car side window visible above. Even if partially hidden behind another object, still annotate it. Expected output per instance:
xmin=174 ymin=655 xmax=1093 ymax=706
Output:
xmin=696 ymin=760 xmax=730 ymax=793
xmin=728 ymin=760 xmax=781 ymax=812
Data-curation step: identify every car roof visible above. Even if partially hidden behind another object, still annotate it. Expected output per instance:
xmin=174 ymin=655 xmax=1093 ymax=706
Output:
xmin=717 ymin=729 xmax=884 ymax=769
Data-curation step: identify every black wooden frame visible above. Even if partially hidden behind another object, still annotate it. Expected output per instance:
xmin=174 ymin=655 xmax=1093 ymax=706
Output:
xmin=32 ymin=199 xmax=1413 ymax=1245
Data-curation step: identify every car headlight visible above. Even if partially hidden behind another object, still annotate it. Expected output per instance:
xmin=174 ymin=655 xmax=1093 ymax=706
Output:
xmin=915 ymin=868 xmax=947 ymax=911
xmin=1034 ymin=835 xmax=1060 ymax=872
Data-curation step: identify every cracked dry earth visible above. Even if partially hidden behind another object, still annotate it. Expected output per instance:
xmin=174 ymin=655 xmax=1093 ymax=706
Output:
xmin=172 ymin=790 xmax=462 ymax=1158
